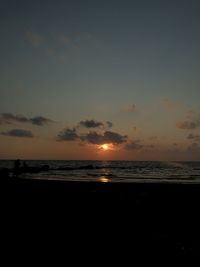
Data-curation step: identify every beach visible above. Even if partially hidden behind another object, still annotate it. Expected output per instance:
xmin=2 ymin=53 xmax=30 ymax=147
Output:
xmin=2 ymin=176 xmax=200 ymax=255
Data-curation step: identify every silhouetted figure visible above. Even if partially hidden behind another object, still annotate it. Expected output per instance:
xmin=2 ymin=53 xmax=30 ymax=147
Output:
xmin=13 ymin=159 xmax=21 ymax=177
xmin=23 ymin=161 xmax=28 ymax=169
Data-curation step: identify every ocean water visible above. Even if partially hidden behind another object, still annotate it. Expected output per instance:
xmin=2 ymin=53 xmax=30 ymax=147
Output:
xmin=1 ymin=160 xmax=200 ymax=183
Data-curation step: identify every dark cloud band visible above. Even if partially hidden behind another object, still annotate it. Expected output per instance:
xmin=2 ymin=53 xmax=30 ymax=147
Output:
xmin=57 ymin=128 xmax=127 ymax=145
xmin=81 ymin=131 xmax=127 ymax=145
xmin=1 ymin=129 xmax=34 ymax=138
xmin=187 ymin=134 xmax=200 ymax=142
xmin=78 ymin=119 xmax=113 ymax=129
xmin=79 ymin=120 xmax=104 ymax=128
xmin=0 ymin=113 xmax=53 ymax=126
xmin=57 ymin=128 xmax=79 ymax=141
xmin=177 ymin=120 xmax=200 ymax=130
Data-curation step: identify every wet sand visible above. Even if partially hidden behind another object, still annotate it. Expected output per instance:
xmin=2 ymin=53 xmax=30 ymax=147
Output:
xmin=2 ymin=176 xmax=200 ymax=255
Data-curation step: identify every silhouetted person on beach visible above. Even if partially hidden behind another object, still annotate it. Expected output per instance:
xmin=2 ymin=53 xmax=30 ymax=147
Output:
xmin=23 ymin=161 xmax=28 ymax=169
xmin=13 ymin=159 xmax=21 ymax=177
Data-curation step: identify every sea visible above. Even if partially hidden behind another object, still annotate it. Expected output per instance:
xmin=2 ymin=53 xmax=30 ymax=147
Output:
xmin=1 ymin=160 xmax=200 ymax=183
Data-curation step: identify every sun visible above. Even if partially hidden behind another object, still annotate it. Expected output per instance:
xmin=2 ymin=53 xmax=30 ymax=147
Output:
xmin=102 ymin=144 xmax=109 ymax=150
xmin=100 ymin=144 xmax=113 ymax=151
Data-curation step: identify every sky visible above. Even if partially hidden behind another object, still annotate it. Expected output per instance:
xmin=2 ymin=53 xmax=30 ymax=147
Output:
xmin=0 ymin=0 xmax=200 ymax=160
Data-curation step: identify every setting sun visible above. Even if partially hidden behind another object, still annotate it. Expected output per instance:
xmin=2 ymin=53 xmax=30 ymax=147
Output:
xmin=100 ymin=144 xmax=113 ymax=151
xmin=102 ymin=144 xmax=109 ymax=150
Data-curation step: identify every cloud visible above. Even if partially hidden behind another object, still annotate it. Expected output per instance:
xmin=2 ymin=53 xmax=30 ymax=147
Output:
xmin=177 ymin=120 xmax=200 ymax=130
xmin=57 ymin=128 xmax=79 ymax=141
xmin=0 ymin=113 xmax=28 ymax=124
xmin=103 ymin=131 xmax=127 ymax=144
xmin=124 ymin=140 xmax=143 ymax=150
xmin=1 ymin=129 xmax=34 ymax=138
xmin=0 ymin=113 xmax=53 ymax=126
xmin=81 ymin=132 xmax=103 ymax=144
xmin=79 ymin=120 xmax=104 ymax=128
xmin=187 ymin=134 xmax=200 ymax=142
xmin=30 ymin=116 xmax=53 ymax=126
xmin=82 ymin=131 xmax=127 ymax=145
xmin=57 ymin=121 xmax=126 ymax=146
xmin=106 ymin=121 xmax=113 ymax=128
xmin=26 ymin=31 xmax=45 ymax=47
xmin=78 ymin=119 xmax=113 ymax=129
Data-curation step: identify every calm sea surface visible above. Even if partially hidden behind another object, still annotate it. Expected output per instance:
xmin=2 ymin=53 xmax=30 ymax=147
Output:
xmin=1 ymin=160 xmax=200 ymax=183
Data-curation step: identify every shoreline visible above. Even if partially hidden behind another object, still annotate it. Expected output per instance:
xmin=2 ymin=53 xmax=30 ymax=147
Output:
xmin=3 ymin=175 xmax=200 ymax=194
xmin=3 ymin=174 xmax=200 ymax=187
xmin=3 ymin=176 xmax=200 ymax=210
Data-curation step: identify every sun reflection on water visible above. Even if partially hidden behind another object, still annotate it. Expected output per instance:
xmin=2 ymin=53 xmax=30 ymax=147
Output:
xmin=99 ymin=177 xmax=109 ymax=183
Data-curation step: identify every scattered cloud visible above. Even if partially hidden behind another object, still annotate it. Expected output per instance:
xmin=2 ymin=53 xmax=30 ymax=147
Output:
xmin=81 ymin=132 xmax=103 ymax=144
xmin=0 ymin=113 xmax=28 ymax=124
xmin=124 ymin=140 xmax=143 ymax=150
xmin=26 ymin=31 xmax=45 ymax=47
xmin=0 ymin=113 xmax=54 ymax=126
xmin=177 ymin=111 xmax=200 ymax=130
xmin=106 ymin=121 xmax=113 ymax=128
xmin=78 ymin=119 xmax=113 ymax=129
xmin=102 ymin=131 xmax=127 ymax=144
xmin=57 ymin=128 xmax=79 ymax=141
xmin=177 ymin=119 xmax=200 ymax=130
xmin=29 ymin=116 xmax=53 ymax=126
xmin=187 ymin=134 xmax=200 ymax=142
xmin=57 ymin=126 xmax=127 ymax=145
xmin=82 ymin=131 xmax=127 ymax=145
xmin=79 ymin=120 xmax=104 ymax=128
xmin=1 ymin=129 xmax=34 ymax=138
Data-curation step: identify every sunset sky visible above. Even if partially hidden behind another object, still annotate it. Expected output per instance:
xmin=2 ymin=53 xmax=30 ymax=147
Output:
xmin=0 ymin=0 xmax=200 ymax=160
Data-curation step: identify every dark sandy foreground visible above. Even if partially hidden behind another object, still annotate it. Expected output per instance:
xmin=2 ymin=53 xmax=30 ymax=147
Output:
xmin=2 ymin=176 xmax=200 ymax=257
